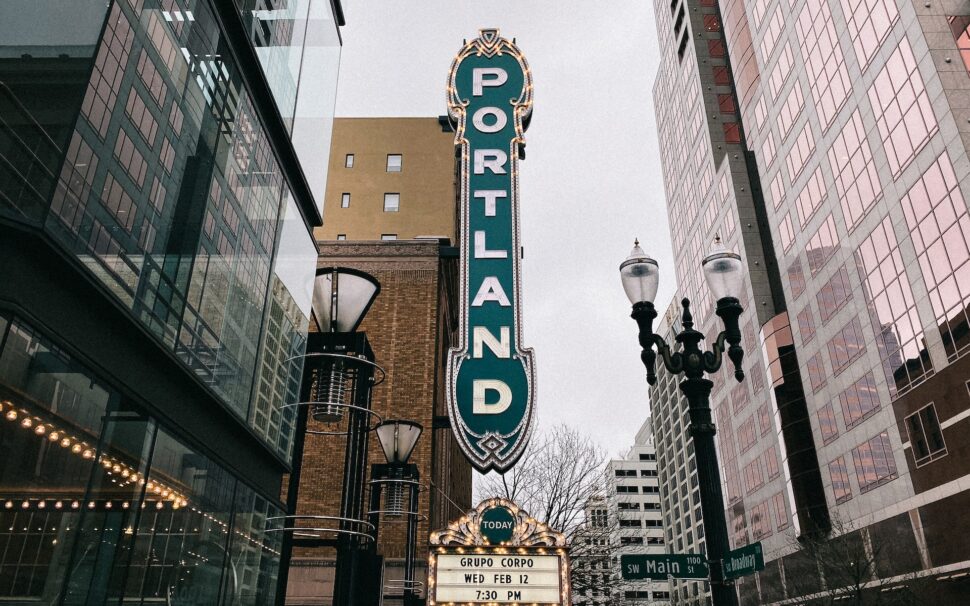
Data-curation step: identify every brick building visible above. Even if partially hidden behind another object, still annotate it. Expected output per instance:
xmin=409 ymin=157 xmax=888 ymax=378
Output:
xmin=285 ymin=118 xmax=472 ymax=605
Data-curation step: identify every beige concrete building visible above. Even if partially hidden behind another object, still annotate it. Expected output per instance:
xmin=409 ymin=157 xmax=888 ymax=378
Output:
xmin=316 ymin=117 xmax=458 ymax=243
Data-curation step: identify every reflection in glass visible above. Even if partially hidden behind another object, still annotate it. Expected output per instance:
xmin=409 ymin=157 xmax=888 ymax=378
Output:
xmin=901 ymin=152 xmax=970 ymax=361
xmin=0 ymin=315 xmax=285 ymax=602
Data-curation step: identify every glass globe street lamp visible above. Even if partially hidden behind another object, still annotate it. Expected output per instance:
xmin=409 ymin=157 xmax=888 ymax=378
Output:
xmin=277 ymin=267 xmax=384 ymax=606
xmin=372 ymin=420 xmax=423 ymax=606
xmin=620 ymin=236 xmax=745 ymax=606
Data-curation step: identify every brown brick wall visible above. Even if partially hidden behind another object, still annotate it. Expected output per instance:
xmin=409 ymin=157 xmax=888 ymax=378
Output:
xmin=292 ymin=241 xmax=472 ymax=567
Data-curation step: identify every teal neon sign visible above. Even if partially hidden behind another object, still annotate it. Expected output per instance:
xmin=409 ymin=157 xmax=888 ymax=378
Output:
xmin=446 ymin=29 xmax=536 ymax=473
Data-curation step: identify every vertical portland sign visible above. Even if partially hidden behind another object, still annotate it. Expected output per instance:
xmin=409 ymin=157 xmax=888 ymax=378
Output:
xmin=446 ymin=29 xmax=536 ymax=473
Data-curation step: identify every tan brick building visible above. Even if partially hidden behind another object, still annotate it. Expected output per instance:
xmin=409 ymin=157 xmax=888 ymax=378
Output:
xmin=286 ymin=118 xmax=472 ymax=605
xmin=316 ymin=117 xmax=458 ymax=243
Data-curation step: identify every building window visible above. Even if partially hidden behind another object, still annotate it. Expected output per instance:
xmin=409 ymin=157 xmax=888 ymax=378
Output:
xmin=806 ymin=352 xmax=827 ymax=392
xmin=639 ymin=453 xmax=656 ymax=461
xmin=858 ymin=216 xmax=931 ymax=396
xmin=827 ymin=316 xmax=866 ymax=375
xmin=336 ymin=234 xmax=346 ymax=241
xmin=386 ymin=154 xmax=402 ymax=172
xmin=829 ymin=456 xmax=852 ymax=503
xmin=619 ymin=519 xmax=642 ymax=528
xmin=816 ymin=265 xmax=852 ymax=324
xmin=818 ymin=402 xmax=839 ymax=444
xmin=838 ymin=371 xmax=881 ymax=429
xmin=852 ymin=431 xmax=898 ymax=493
xmin=616 ymin=486 xmax=639 ymax=494
xmin=621 ymin=536 xmax=644 ymax=545
xmin=906 ymin=403 xmax=947 ymax=466
xmin=380 ymin=234 xmax=397 ymax=241
xmin=345 ymin=154 xmax=354 ymax=168
xmin=341 ymin=193 xmax=350 ymax=208
xmin=841 ymin=0 xmax=898 ymax=69
xmin=383 ymin=193 xmax=400 ymax=212
xmin=806 ymin=214 xmax=839 ymax=276
xmin=772 ymin=492 xmax=789 ymax=530
xmin=868 ymin=38 xmax=938 ymax=178
xmin=901 ymin=152 xmax=970 ymax=361
xmin=615 ymin=469 xmax=637 ymax=477
xmin=788 ymin=257 xmax=806 ymax=299
xmin=797 ymin=305 xmax=816 ymax=344
xmin=796 ymin=0 xmax=851 ymax=130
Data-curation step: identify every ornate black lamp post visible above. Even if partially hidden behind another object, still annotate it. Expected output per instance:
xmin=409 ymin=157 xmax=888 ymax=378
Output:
xmin=275 ymin=267 xmax=384 ymax=606
xmin=371 ymin=419 xmax=423 ymax=606
xmin=619 ymin=237 xmax=745 ymax=606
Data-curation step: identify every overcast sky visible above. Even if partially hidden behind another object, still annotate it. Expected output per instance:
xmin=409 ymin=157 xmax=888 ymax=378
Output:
xmin=334 ymin=1 xmax=675 ymax=457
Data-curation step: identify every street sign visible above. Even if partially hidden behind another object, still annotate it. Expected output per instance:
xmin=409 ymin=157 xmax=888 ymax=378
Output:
xmin=445 ymin=29 xmax=537 ymax=473
xmin=723 ymin=542 xmax=765 ymax=580
xmin=434 ymin=554 xmax=561 ymax=603
xmin=621 ymin=554 xmax=710 ymax=580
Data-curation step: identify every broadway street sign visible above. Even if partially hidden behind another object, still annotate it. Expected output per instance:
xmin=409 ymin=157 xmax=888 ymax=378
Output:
xmin=446 ymin=29 xmax=536 ymax=473
xmin=621 ymin=554 xmax=710 ymax=581
xmin=723 ymin=542 xmax=765 ymax=580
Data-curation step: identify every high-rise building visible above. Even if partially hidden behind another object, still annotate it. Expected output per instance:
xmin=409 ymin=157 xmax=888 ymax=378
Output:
xmin=285 ymin=118 xmax=472 ymax=605
xmin=0 ymin=0 xmax=342 ymax=603
xmin=604 ymin=419 xmax=671 ymax=604
xmin=653 ymin=0 xmax=970 ymax=602
xmin=649 ymin=297 xmax=711 ymax=606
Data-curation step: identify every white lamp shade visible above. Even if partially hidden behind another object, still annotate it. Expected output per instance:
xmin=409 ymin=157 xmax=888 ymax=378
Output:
xmin=376 ymin=420 xmax=423 ymax=464
xmin=702 ymin=237 xmax=744 ymax=301
xmin=312 ymin=268 xmax=380 ymax=332
xmin=619 ymin=241 xmax=660 ymax=305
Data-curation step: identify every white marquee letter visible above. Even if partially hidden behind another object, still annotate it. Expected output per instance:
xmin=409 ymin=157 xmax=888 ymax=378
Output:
xmin=474 ymin=231 xmax=508 ymax=259
xmin=474 ymin=149 xmax=507 ymax=174
xmin=473 ymin=190 xmax=507 ymax=217
xmin=472 ymin=277 xmax=511 ymax=306
xmin=473 ymin=67 xmax=508 ymax=96
xmin=473 ymin=326 xmax=510 ymax=359
xmin=473 ymin=379 xmax=512 ymax=415
xmin=472 ymin=107 xmax=507 ymax=133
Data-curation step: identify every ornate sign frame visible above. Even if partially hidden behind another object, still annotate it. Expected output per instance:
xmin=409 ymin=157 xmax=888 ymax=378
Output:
xmin=445 ymin=28 xmax=537 ymax=473
xmin=428 ymin=498 xmax=570 ymax=606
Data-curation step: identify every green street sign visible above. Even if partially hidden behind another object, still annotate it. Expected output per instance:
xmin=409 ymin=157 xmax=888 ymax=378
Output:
xmin=445 ymin=29 xmax=536 ymax=473
xmin=723 ymin=542 xmax=765 ymax=580
xmin=621 ymin=554 xmax=710 ymax=580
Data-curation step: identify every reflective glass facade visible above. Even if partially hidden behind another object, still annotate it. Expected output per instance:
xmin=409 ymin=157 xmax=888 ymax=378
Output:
xmin=0 ymin=0 xmax=327 ymax=458
xmin=0 ymin=0 xmax=338 ymax=601
xmin=654 ymin=0 xmax=970 ymax=603
xmin=0 ymin=312 xmax=284 ymax=603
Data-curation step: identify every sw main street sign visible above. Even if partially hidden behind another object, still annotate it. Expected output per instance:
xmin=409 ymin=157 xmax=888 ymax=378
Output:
xmin=445 ymin=29 xmax=537 ymax=473
xmin=723 ymin=542 xmax=765 ymax=580
xmin=621 ymin=554 xmax=710 ymax=581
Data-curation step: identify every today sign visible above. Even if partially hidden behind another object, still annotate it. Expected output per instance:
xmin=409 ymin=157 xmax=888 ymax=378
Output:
xmin=446 ymin=29 xmax=536 ymax=473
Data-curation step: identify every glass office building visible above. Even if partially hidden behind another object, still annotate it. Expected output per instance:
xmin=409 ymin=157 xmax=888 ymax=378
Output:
xmin=0 ymin=0 xmax=341 ymax=602
xmin=653 ymin=0 xmax=970 ymax=603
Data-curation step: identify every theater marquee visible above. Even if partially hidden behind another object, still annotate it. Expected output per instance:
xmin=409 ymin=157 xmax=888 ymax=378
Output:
xmin=429 ymin=499 xmax=570 ymax=606
xmin=446 ymin=29 xmax=536 ymax=473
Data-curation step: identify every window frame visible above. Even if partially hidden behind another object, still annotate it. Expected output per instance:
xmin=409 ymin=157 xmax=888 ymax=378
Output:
xmin=386 ymin=154 xmax=402 ymax=172
xmin=383 ymin=193 xmax=400 ymax=213
xmin=906 ymin=401 xmax=947 ymax=467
